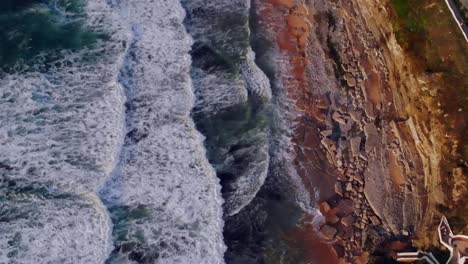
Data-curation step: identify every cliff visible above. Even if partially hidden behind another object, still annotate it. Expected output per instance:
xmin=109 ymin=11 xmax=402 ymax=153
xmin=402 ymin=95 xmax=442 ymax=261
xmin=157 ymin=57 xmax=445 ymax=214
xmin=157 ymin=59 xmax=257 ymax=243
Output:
xmin=252 ymin=0 xmax=467 ymax=263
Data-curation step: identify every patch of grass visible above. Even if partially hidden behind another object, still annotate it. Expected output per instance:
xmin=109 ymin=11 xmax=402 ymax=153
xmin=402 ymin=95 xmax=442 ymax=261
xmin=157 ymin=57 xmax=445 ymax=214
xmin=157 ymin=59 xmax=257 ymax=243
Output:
xmin=0 ymin=0 xmax=102 ymax=71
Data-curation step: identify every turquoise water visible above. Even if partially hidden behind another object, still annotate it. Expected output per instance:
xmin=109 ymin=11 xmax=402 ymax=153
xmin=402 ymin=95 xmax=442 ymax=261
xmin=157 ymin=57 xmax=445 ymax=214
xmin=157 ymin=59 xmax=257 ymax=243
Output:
xmin=0 ymin=0 xmax=101 ymax=70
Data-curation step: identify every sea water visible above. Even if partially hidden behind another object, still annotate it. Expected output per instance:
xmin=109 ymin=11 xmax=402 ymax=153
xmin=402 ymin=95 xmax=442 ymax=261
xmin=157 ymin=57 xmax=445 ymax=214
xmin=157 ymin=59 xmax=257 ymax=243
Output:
xmin=0 ymin=0 xmax=226 ymax=263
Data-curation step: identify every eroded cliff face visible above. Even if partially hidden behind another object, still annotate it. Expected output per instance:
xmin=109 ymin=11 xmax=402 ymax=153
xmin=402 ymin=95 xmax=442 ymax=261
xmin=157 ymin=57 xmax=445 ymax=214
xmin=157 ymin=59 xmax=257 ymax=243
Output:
xmin=252 ymin=0 xmax=465 ymax=262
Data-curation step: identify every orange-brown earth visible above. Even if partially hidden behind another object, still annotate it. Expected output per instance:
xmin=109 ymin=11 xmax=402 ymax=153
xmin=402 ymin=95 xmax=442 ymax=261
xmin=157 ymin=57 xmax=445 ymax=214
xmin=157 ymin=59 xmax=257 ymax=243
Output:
xmin=253 ymin=0 xmax=466 ymax=263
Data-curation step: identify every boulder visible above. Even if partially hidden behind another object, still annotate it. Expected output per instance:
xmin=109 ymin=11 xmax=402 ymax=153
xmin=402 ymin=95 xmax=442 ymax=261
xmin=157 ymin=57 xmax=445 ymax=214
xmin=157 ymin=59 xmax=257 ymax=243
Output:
xmin=320 ymin=201 xmax=331 ymax=214
xmin=369 ymin=215 xmax=381 ymax=225
xmin=341 ymin=215 xmax=354 ymax=227
xmin=320 ymin=225 xmax=338 ymax=240
xmin=335 ymin=182 xmax=344 ymax=196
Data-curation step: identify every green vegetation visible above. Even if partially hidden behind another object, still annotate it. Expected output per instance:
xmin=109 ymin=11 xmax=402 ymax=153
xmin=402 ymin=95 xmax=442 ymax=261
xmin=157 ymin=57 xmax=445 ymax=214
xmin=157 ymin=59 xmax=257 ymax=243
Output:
xmin=0 ymin=0 xmax=102 ymax=71
xmin=390 ymin=0 xmax=427 ymax=56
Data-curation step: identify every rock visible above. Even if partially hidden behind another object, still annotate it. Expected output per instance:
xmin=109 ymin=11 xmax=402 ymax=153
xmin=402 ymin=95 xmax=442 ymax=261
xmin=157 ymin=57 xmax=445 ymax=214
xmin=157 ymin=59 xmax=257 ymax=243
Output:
xmin=320 ymin=129 xmax=333 ymax=137
xmin=328 ymin=214 xmax=340 ymax=224
xmin=341 ymin=215 xmax=354 ymax=227
xmin=320 ymin=225 xmax=338 ymax=240
xmin=350 ymin=137 xmax=361 ymax=157
xmin=337 ymin=159 xmax=343 ymax=167
xmin=369 ymin=215 xmax=381 ymax=225
xmin=333 ymin=244 xmax=346 ymax=258
xmin=332 ymin=111 xmax=347 ymax=125
xmin=338 ymin=258 xmax=348 ymax=264
xmin=352 ymin=252 xmax=369 ymax=264
xmin=320 ymin=201 xmax=331 ymax=214
xmin=345 ymin=182 xmax=353 ymax=192
xmin=344 ymin=73 xmax=357 ymax=87
xmin=354 ymin=175 xmax=364 ymax=185
xmin=349 ymin=110 xmax=362 ymax=122
xmin=355 ymin=208 xmax=362 ymax=216
xmin=401 ymin=230 xmax=409 ymax=236
xmin=335 ymin=182 xmax=344 ymax=196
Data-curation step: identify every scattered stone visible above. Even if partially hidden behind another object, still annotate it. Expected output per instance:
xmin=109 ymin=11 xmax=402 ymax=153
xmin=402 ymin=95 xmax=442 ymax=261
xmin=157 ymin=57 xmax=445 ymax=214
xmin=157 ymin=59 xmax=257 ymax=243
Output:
xmin=354 ymin=175 xmax=364 ymax=185
xmin=337 ymin=159 xmax=343 ymax=167
xmin=328 ymin=214 xmax=340 ymax=224
xmin=346 ymin=182 xmax=353 ymax=192
xmin=320 ymin=224 xmax=338 ymax=240
xmin=341 ymin=215 xmax=354 ymax=227
xmin=369 ymin=215 xmax=381 ymax=225
xmin=333 ymin=111 xmax=347 ymax=124
xmin=401 ymin=230 xmax=409 ymax=236
xmin=352 ymin=252 xmax=369 ymax=264
xmin=320 ymin=201 xmax=331 ymax=214
xmin=338 ymin=258 xmax=348 ymax=264
xmin=320 ymin=129 xmax=333 ymax=137
xmin=350 ymin=137 xmax=361 ymax=157
xmin=334 ymin=244 xmax=346 ymax=258
xmin=344 ymin=73 xmax=357 ymax=87
xmin=335 ymin=182 xmax=344 ymax=196
xmin=349 ymin=110 xmax=362 ymax=122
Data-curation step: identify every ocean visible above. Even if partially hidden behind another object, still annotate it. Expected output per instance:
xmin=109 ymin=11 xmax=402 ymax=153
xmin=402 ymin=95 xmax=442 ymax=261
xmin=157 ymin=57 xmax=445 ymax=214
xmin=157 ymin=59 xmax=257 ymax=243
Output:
xmin=0 ymin=0 xmax=316 ymax=263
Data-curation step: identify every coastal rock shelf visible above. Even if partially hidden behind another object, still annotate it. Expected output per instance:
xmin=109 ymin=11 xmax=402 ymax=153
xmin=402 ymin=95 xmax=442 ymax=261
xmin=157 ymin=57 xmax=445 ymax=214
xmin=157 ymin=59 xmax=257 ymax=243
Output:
xmin=248 ymin=0 xmax=466 ymax=263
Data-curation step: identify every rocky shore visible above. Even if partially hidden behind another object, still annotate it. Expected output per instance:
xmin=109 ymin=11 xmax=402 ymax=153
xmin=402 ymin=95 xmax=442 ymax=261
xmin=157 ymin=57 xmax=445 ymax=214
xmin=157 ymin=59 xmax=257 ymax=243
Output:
xmin=252 ymin=0 xmax=466 ymax=263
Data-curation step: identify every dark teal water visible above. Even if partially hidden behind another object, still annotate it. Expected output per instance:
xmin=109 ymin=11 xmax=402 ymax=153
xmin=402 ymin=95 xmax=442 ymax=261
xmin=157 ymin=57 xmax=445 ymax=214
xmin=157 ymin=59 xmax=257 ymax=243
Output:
xmin=0 ymin=0 xmax=101 ymax=70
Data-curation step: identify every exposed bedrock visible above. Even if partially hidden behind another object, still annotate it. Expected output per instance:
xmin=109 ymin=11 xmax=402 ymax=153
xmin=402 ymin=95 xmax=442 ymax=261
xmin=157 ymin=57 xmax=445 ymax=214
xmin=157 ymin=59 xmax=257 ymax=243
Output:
xmin=250 ymin=0 xmax=456 ymax=263
xmin=182 ymin=0 xmax=272 ymax=216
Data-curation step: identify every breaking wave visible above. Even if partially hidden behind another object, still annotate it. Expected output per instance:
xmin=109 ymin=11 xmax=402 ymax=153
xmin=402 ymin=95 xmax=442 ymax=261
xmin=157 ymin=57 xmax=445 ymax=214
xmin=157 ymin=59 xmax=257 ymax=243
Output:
xmin=1 ymin=0 xmax=225 ymax=263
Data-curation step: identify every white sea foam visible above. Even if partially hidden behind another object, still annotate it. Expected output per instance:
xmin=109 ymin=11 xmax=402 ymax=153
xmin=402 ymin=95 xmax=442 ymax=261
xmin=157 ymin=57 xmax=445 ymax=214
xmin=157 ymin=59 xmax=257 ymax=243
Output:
xmin=191 ymin=68 xmax=248 ymax=116
xmin=183 ymin=0 xmax=272 ymax=217
xmin=0 ymin=190 xmax=112 ymax=264
xmin=268 ymin=52 xmax=316 ymax=214
xmin=99 ymin=0 xmax=226 ymax=263
xmin=240 ymin=47 xmax=272 ymax=100
xmin=0 ymin=1 xmax=128 ymax=263
xmin=1 ymin=0 xmax=226 ymax=263
xmin=0 ymin=1 xmax=128 ymax=193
